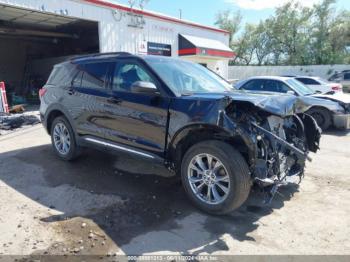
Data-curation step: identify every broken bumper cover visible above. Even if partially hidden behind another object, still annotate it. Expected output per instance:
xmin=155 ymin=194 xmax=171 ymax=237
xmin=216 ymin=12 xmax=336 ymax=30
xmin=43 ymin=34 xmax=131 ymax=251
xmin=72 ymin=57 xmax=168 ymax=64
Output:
xmin=333 ymin=113 xmax=350 ymax=129
xmin=248 ymin=115 xmax=320 ymax=203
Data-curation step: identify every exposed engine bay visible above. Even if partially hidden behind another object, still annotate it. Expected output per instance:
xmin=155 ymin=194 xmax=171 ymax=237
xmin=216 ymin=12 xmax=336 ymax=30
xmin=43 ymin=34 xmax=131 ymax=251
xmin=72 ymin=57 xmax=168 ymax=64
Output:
xmin=226 ymin=102 xmax=322 ymax=203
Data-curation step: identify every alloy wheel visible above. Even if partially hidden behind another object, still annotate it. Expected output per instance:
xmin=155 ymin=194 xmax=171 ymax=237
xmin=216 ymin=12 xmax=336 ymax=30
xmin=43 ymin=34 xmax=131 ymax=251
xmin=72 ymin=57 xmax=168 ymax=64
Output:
xmin=53 ymin=122 xmax=71 ymax=155
xmin=187 ymin=153 xmax=231 ymax=205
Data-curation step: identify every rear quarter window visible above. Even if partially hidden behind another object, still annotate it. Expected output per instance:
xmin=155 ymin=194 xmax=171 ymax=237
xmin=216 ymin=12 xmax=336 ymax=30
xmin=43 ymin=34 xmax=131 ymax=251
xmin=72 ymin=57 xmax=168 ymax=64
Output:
xmin=47 ymin=63 xmax=78 ymax=87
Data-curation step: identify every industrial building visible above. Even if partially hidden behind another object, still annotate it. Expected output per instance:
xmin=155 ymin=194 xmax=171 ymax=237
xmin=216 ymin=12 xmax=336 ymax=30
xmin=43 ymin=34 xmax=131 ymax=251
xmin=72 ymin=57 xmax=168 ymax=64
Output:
xmin=0 ymin=0 xmax=234 ymax=104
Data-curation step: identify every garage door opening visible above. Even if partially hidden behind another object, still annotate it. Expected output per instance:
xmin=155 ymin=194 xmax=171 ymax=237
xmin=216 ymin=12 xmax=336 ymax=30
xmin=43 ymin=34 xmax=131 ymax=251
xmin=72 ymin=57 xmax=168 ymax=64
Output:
xmin=0 ymin=4 xmax=100 ymax=106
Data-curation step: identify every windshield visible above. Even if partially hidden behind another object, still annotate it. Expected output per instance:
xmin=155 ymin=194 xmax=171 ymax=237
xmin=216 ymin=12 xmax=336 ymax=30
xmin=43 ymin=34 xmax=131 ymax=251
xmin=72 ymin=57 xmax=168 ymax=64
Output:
xmin=286 ymin=79 xmax=315 ymax=96
xmin=144 ymin=57 xmax=233 ymax=95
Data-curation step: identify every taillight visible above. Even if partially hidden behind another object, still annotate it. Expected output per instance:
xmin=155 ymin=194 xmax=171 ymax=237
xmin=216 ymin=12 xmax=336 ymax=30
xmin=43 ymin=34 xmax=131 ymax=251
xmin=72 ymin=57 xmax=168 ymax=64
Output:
xmin=39 ymin=88 xmax=47 ymax=98
xmin=331 ymin=85 xmax=342 ymax=92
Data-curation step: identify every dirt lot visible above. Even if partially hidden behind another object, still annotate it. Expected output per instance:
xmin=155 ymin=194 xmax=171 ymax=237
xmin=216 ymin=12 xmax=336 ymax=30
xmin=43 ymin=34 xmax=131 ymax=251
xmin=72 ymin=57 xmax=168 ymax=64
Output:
xmin=0 ymin=125 xmax=349 ymax=258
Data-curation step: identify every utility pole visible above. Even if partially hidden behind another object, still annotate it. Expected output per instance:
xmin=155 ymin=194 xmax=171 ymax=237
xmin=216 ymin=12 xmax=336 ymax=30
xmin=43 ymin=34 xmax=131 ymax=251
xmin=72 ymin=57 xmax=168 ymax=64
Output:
xmin=179 ymin=9 xmax=182 ymax=20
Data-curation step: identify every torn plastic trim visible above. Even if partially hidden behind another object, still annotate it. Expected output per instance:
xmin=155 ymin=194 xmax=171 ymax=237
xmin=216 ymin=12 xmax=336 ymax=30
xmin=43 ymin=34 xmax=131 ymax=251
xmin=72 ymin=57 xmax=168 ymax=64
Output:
xmin=217 ymin=109 xmax=259 ymax=166
xmin=251 ymin=122 xmax=312 ymax=162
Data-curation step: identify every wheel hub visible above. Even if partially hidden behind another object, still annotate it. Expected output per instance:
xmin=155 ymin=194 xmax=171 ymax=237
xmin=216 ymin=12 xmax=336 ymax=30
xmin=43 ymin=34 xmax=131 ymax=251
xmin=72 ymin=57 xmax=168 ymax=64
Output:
xmin=203 ymin=170 xmax=216 ymax=185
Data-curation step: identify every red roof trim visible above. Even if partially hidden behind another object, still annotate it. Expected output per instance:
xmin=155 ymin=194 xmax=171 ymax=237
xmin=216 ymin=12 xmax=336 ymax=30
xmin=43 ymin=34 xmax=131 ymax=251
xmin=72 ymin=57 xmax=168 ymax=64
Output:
xmin=82 ymin=0 xmax=229 ymax=34
xmin=178 ymin=48 xmax=199 ymax=55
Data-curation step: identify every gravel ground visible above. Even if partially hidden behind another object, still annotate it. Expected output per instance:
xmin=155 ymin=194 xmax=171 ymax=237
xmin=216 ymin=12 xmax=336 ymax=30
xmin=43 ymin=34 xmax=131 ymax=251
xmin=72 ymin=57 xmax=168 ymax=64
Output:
xmin=0 ymin=126 xmax=349 ymax=259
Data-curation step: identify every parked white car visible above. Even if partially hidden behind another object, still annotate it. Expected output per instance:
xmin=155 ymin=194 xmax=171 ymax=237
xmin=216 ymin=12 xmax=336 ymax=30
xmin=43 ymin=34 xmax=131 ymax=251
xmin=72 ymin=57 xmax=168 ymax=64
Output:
xmin=235 ymin=76 xmax=350 ymax=130
xmin=293 ymin=76 xmax=343 ymax=94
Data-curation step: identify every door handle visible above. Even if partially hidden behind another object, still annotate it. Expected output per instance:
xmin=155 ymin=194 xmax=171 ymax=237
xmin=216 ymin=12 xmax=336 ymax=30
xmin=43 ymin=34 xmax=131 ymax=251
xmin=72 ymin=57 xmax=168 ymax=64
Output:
xmin=107 ymin=97 xmax=122 ymax=104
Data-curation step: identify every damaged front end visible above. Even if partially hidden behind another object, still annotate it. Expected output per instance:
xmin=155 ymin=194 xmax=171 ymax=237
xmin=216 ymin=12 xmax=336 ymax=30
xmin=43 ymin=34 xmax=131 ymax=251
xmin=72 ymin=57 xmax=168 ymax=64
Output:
xmin=224 ymin=100 xmax=322 ymax=203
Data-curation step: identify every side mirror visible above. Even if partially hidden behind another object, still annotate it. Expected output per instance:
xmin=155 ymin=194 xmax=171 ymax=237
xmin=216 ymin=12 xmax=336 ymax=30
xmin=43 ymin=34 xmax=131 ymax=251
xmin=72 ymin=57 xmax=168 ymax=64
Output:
xmin=131 ymin=81 xmax=158 ymax=95
xmin=287 ymin=90 xmax=297 ymax=96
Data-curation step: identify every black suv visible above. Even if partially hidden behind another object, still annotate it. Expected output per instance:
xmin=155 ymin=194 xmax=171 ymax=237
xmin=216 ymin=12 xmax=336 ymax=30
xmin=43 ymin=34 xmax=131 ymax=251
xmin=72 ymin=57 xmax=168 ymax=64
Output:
xmin=40 ymin=53 xmax=321 ymax=215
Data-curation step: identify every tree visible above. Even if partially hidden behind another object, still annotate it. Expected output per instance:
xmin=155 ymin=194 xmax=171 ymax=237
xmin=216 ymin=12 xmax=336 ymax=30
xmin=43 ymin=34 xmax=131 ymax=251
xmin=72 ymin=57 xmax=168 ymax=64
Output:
xmin=312 ymin=1 xmax=350 ymax=64
xmin=253 ymin=21 xmax=274 ymax=65
xmin=215 ymin=0 xmax=349 ymax=65
xmin=232 ymin=24 xmax=258 ymax=65
xmin=215 ymin=10 xmax=242 ymax=45
xmin=266 ymin=0 xmax=313 ymax=65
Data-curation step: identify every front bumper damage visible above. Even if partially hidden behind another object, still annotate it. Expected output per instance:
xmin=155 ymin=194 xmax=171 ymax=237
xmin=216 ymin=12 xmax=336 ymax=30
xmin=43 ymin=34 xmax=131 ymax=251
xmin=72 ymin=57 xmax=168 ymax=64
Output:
xmin=220 ymin=96 xmax=322 ymax=204
xmin=251 ymin=115 xmax=321 ymax=204
xmin=217 ymin=94 xmax=322 ymax=203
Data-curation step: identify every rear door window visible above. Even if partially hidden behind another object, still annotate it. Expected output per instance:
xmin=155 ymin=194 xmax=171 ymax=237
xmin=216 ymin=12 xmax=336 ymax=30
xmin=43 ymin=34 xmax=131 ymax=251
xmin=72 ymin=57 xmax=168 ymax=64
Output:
xmin=263 ymin=80 xmax=291 ymax=93
xmin=262 ymin=80 xmax=279 ymax=92
xmin=81 ymin=62 xmax=110 ymax=89
xmin=241 ymin=79 xmax=265 ymax=91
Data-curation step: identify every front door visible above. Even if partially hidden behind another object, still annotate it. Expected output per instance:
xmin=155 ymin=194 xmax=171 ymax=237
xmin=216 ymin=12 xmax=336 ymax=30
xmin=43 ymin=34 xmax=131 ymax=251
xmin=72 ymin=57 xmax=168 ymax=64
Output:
xmin=101 ymin=58 xmax=170 ymax=157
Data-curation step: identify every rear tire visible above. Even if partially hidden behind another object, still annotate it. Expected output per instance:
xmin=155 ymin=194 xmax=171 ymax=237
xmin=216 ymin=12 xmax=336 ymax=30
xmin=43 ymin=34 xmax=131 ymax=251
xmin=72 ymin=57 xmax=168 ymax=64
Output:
xmin=181 ymin=140 xmax=251 ymax=215
xmin=51 ymin=116 xmax=81 ymax=161
xmin=306 ymin=107 xmax=332 ymax=131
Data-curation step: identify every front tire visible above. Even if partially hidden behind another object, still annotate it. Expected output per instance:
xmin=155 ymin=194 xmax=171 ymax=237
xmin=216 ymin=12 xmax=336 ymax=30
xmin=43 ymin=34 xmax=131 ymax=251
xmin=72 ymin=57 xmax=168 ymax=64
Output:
xmin=181 ymin=141 xmax=251 ymax=215
xmin=307 ymin=107 xmax=331 ymax=131
xmin=51 ymin=116 xmax=80 ymax=161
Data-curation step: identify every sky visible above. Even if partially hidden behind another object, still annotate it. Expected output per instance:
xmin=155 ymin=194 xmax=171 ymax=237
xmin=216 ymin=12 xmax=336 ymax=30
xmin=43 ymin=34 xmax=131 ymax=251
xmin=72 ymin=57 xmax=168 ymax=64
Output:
xmin=113 ymin=0 xmax=350 ymax=28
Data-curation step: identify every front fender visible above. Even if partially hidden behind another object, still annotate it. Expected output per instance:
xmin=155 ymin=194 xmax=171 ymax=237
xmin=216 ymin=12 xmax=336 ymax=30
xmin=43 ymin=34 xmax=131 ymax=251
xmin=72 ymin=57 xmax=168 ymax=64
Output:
xmin=167 ymin=114 xmax=258 ymax=169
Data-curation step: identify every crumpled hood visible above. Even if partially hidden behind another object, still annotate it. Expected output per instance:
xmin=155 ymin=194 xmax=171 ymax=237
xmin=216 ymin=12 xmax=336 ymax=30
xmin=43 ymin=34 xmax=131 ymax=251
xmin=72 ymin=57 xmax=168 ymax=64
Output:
xmin=185 ymin=90 xmax=344 ymax=117
xmin=225 ymin=92 xmax=302 ymax=116
xmin=226 ymin=91 xmax=343 ymax=116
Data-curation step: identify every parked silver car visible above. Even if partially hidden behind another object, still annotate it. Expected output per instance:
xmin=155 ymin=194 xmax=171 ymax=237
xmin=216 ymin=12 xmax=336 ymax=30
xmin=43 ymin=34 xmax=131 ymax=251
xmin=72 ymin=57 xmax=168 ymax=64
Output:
xmin=329 ymin=71 xmax=350 ymax=90
xmin=293 ymin=76 xmax=343 ymax=93
xmin=235 ymin=76 xmax=350 ymax=130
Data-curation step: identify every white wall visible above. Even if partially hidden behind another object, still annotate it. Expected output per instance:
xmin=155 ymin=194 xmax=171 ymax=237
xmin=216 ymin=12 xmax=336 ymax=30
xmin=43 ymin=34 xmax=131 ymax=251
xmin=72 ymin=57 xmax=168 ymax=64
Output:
xmin=0 ymin=0 xmax=230 ymax=77
xmin=228 ymin=64 xmax=350 ymax=81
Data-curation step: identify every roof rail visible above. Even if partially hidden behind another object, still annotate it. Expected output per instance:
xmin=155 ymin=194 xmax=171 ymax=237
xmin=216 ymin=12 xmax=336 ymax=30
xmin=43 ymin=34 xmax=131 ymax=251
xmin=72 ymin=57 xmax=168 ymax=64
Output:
xmin=70 ymin=52 xmax=133 ymax=61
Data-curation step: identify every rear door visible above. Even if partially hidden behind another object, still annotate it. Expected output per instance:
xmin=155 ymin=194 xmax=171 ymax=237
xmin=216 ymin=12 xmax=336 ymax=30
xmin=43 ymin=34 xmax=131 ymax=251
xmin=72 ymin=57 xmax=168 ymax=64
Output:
xmin=68 ymin=61 xmax=112 ymax=139
xmin=101 ymin=58 xmax=170 ymax=157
